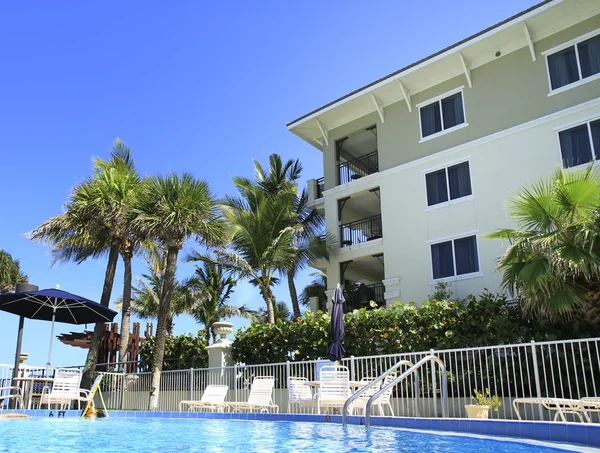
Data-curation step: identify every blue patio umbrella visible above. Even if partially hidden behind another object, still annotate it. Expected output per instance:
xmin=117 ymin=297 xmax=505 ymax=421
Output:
xmin=327 ymin=284 xmax=346 ymax=362
xmin=0 ymin=288 xmax=117 ymax=371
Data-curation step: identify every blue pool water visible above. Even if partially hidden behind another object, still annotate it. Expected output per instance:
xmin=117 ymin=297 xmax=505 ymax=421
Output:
xmin=0 ymin=418 xmax=579 ymax=453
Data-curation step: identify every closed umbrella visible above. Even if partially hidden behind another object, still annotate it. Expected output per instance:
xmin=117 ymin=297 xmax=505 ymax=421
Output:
xmin=327 ymin=284 xmax=346 ymax=362
xmin=0 ymin=288 xmax=117 ymax=373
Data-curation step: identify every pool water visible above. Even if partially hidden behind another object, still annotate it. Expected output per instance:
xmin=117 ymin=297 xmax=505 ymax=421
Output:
xmin=0 ymin=418 xmax=578 ymax=453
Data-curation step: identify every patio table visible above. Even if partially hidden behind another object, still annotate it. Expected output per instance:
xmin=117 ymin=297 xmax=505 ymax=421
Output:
xmin=13 ymin=377 xmax=54 ymax=410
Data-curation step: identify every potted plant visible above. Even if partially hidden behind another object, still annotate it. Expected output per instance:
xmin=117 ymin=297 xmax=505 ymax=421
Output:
xmin=465 ymin=388 xmax=502 ymax=419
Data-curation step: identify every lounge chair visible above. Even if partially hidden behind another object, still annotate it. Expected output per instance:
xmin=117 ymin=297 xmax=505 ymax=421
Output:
xmin=352 ymin=377 xmax=381 ymax=415
xmin=0 ymin=386 xmax=23 ymax=409
xmin=317 ymin=365 xmax=352 ymax=414
xmin=228 ymin=377 xmax=279 ymax=413
xmin=287 ymin=377 xmax=317 ymax=413
xmin=179 ymin=385 xmax=229 ymax=412
xmin=513 ymin=397 xmax=598 ymax=422
xmin=40 ymin=368 xmax=83 ymax=410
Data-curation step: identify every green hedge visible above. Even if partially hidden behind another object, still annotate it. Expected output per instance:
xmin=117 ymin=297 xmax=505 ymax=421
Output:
xmin=231 ymin=293 xmax=589 ymax=365
xmin=140 ymin=331 xmax=208 ymax=371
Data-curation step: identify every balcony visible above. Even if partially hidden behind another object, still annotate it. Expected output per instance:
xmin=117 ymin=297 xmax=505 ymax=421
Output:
xmin=338 ymin=151 xmax=379 ymax=186
xmin=316 ymin=177 xmax=324 ymax=199
xmin=340 ymin=214 xmax=382 ymax=248
xmin=343 ymin=282 xmax=384 ymax=312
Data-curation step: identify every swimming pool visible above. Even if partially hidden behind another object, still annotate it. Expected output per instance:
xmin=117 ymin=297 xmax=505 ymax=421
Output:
xmin=0 ymin=418 xmax=588 ymax=453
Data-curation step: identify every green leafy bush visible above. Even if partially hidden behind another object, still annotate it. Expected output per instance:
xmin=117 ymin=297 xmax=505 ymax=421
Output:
xmin=232 ymin=292 xmax=591 ymax=365
xmin=471 ymin=388 xmax=502 ymax=411
xmin=140 ymin=331 xmax=208 ymax=370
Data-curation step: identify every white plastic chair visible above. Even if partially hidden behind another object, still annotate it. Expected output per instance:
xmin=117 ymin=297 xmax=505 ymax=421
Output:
xmin=373 ymin=372 xmax=396 ymax=416
xmin=228 ymin=376 xmax=279 ymax=413
xmin=317 ymin=365 xmax=351 ymax=414
xmin=179 ymin=385 xmax=229 ymax=412
xmin=0 ymin=386 xmax=24 ymax=410
xmin=40 ymin=368 xmax=83 ymax=410
xmin=352 ymin=377 xmax=382 ymax=415
xmin=287 ymin=377 xmax=317 ymax=413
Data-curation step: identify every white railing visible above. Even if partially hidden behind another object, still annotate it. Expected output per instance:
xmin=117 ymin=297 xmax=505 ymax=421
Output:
xmin=98 ymin=337 xmax=600 ymax=421
xmin=0 ymin=364 xmax=53 ymax=409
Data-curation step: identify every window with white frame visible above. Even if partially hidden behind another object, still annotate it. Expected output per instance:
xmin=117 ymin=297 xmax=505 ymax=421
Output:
xmin=419 ymin=91 xmax=465 ymax=138
xmin=431 ymin=235 xmax=479 ymax=280
xmin=546 ymin=33 xmax=600 ymax=91
xmin=425 ymin=161 xmax=472 ymax=206
xmin=558 ymin=119 xmax=600 ymax=168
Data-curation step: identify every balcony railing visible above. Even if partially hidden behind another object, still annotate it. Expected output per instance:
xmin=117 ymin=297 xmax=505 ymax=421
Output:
xmin=343 ymin=282 xmax=384 ymax=312
xmin=316 ymin=177 xmax=324 ymax=199
xmin=340 ymin=214 xmax=382 ymax=248
xmin=338 ymin=151 xmax=379 ymax=185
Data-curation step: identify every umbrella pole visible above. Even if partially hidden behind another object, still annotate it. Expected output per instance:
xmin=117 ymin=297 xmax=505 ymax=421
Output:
xmin=10 ymin=316 xmax=25 ymax=408
xmin=46 ymin=309 xmax=56 ymax=373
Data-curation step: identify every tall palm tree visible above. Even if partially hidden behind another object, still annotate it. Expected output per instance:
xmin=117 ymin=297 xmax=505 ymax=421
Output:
xmin=0 ymin=250 xmax=28 ymax=294
xmin=488 ymin=166 xmax=600 ymax=333
xmin=185 ymin=262 xmax=254 ymax=344
xmin=190 ymin=182 xmax=300 ymax=324
xmin=241 ymin=154 xmax=327 ymax=318
xmin=134 ymin=173 xmax=225 ymax=410
xmin=28 ymin=139 xmax=139 ymax=386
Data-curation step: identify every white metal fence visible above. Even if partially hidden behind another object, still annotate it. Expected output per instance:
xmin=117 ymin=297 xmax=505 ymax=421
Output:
xmin=94 ymin=337 xmax=600 ymax=422
xmin=2 ymin=338 xmax=599 ymax=421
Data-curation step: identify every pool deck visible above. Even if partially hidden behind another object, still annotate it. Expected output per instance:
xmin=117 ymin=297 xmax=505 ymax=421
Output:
xmin=3 ymin=409 xmax=599 ymax=450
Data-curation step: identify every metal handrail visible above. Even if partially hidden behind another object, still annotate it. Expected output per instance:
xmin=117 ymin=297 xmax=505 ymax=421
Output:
xmin=364 ymin=355 xmax=447 ymax=428
xmin=342 ymin=360 xmax=414 ymax=426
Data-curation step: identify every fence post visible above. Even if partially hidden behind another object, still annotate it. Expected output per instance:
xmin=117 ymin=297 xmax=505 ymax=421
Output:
xmin=190 ymin=368 xmax=194 ymax=403
xmin=120 ymin=373 xmax=126 ymax=410
xmin=286 ymin=361 xmax=291 ymax=414
xmin=430 ymin=348 xmax=438 ymax=418
xmin=530 ymin=340 xmax=544 ymax=420
xmin=234 ymin=364 xmax=238 ymax=403
xmin=350 ymin=356 xmax=355 ymax=381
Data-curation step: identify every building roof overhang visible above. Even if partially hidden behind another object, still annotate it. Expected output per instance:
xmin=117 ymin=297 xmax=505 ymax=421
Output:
xmin=287 ymin=0 xmax=599 ymax=150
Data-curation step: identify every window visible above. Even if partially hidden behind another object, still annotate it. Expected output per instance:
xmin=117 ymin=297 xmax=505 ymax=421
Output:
xmin=431 ymin=235 xmax=479 ymax=280
xmin=558 ymin=120 xmax=600 ymax=168
xmin=420 ymin=91 xmax=465 ymax=138
xmin=425 ymin=162 xmax=472 ymax=206
xmin=546 ymin=33 xmax=600 ymax=91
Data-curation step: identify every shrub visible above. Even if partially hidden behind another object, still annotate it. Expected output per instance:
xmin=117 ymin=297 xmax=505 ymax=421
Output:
xmin=140 ymin=331 xmax=208 ymax=370
xmin=232 ymin=292 xmax=590 ymax=364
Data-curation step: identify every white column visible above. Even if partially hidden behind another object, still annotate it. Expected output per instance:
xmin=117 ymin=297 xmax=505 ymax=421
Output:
xmin=309 ymin=296 xmax=320 ymax=315
xmin=382 ymin=277 xmax=402 ymax=307
xmin=325 ymin=289 xmax=335 ymax=312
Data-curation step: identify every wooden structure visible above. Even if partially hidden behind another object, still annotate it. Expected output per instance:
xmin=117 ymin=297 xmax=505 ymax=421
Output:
xmin=58 ymin=322 xmax=152 ymax=372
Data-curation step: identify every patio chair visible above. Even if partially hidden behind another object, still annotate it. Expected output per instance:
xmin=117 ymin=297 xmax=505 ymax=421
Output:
xmin=228 ymin=377 xmax=279 ymax=413
xmin=287 ymin=377 xmax=317 ymax=413
xmin=580 ymin=397 xmax=600 ymax=422
xmin=179 ymin=385 xmax=229 ymax=412
xmin=352 ymin=377 xmax=382 ymax=415
xmin=40 ymin=368 xmax=83 ymax=410
xmin=317 ymin=365 xmax=352 ymax=414
xmin=0 ymin=386 xmax=24 ymax=410
xmin=512 ymin=397 xmax=589 ymax=422
xmin=372 ymin=372 xmax=396 ymax=416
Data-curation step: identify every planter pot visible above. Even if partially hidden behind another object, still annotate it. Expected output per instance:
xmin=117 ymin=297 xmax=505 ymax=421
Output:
xmin=465 ymin=405 xmax=490 ymax=419
xmin=212 ymin=322 xmax=234 ymax=341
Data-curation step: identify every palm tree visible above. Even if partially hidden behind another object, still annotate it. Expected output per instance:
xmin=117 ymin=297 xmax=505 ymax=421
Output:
xmin=114 ymin=265 xmax=190 ymax=337
xmin=185 ymin=262 xmax=254 ymax=344
xmin=190 ymin=182 xmax=300 ymax=324
xmin=0 ymin=250 xmax=28 ymax=294
xmin=28 ymin=139 xmax=139 ymax=386
xmin=488 ymin=166 xmax=600 ymax=333
xmin=300 ymin=271 xmax=327 ymax=312
xmin=240 ymin=154 xmax=327 ymax=318
xmin=255 ymin=300 xmax=292 ymax=323
xmin=133 ymin=173 xmax=225 ymax=410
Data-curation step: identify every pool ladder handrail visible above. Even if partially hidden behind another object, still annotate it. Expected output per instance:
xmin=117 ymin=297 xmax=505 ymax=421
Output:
xmin=365 ymin=355 xmax=447 ymax=428
xmin=341 ymin=359 xmax=414 ymax=427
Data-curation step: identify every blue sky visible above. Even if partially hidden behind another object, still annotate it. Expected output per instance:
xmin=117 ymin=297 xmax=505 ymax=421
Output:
xmin=0 ymin=1 xmax=538 ymax=367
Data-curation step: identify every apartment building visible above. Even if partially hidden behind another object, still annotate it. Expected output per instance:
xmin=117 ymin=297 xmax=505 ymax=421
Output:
xmin=286 ymin=0 xmax=600 ymax=311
